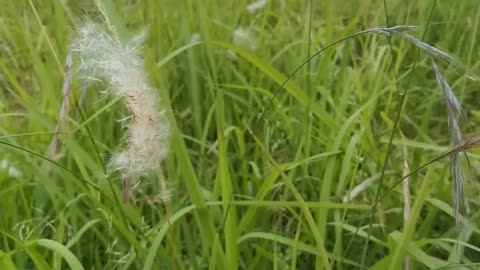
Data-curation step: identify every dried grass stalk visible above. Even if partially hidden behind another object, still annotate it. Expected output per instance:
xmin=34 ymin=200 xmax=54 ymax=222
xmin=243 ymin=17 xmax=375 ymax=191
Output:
xmin=50 ymin=49 xmax=73 ymax=159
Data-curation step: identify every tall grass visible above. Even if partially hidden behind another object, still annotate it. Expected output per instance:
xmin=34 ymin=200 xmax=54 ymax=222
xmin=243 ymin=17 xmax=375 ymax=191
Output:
xmin=1 ymin=0 xmax=480 ymax=269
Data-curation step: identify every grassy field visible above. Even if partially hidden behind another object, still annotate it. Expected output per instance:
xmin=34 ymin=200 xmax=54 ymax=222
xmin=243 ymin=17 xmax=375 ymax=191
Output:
xmin=1 ymin=0 xmax=480 ymax=269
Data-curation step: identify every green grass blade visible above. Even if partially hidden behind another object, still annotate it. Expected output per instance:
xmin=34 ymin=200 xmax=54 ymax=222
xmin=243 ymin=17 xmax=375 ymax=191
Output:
xmin=35 ymin=239 xmax=84 ymax=270
xmin=0 ymin=250 xmax=17 ymax=270
xmin=144 ymin=205 xmax=196 ymax=270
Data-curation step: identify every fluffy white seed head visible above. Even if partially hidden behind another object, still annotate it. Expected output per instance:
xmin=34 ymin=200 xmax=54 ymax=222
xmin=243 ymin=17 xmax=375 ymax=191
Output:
xmin=247 ymin=0 xmax=267 ymax=13
xmin=74 ymin=23 xmax=170 ymax=197
xmin=233 ymin=27 xmax=257 ymax=51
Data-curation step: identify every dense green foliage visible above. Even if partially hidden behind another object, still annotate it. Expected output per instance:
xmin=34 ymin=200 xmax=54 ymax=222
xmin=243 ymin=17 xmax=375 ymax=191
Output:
xmin=1 ymin=0 xmax=480 ymax=269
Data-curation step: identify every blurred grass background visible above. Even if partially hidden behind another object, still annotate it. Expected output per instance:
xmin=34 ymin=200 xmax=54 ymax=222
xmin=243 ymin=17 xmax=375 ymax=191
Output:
xmin=1 ymin=0 xmax=480 ymax=269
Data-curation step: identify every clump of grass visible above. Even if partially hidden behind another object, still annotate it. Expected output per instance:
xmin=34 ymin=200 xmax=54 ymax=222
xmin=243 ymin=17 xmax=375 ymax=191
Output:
xmin=73 ymin=23 xmax=170 ymax=203
xmin=377 ymin=27 xmax=468 ymax=227
xmin=273 ymin=24 xmax=471 ymax=227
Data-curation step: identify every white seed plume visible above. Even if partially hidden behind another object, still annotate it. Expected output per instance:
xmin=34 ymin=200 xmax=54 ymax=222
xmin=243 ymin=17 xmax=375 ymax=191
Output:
xmin=247 ymin=0 xmax=267 ymax=13
xmin=1 ymin=159 xmax=23 ymax=179
xmin=74 ymin=23 xmax=170 ymax=202
xmin=233 ymin=27 xmax=257 ymax=51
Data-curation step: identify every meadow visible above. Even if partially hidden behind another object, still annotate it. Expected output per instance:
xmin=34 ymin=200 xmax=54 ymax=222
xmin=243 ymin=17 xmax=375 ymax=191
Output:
xmin=1 ymin=0 xmax=480 ymax=269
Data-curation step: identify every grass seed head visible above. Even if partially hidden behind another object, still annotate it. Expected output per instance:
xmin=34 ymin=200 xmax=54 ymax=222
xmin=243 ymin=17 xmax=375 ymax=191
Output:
xmin=74 ymin=23 xmax=170 ymax=201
